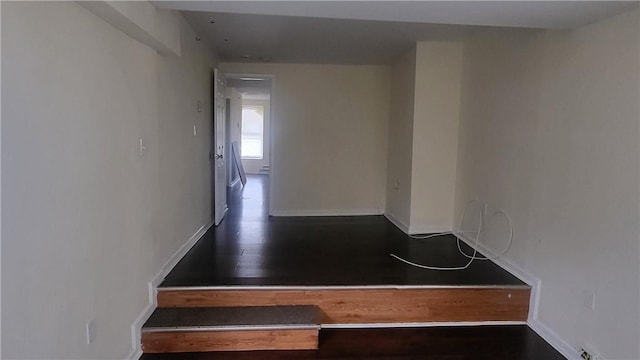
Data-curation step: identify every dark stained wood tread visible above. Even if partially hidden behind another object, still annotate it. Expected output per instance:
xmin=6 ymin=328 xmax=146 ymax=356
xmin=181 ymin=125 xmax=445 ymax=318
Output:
xmin=140 ymin=326 xmax=566 ymax=359
xmin=160 ymin=175 xmax=528 ymax=288
xmin=143 ymin=305 xmax=321 ymax=331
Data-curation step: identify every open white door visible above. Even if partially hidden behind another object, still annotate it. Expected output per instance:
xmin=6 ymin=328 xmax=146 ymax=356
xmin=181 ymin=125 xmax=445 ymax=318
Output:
xmin=212 ymin=69 xmax=227 ymax=225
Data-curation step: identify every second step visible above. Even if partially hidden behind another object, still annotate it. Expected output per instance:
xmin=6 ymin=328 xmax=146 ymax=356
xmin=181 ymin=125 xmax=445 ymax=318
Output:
xmin=141 ymin=305 xmax=321 ymax=353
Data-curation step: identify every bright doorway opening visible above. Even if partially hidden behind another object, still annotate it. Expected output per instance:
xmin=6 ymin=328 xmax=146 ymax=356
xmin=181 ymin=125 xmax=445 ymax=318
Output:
xmin=224 ymin=74 xmax=274 ymax=215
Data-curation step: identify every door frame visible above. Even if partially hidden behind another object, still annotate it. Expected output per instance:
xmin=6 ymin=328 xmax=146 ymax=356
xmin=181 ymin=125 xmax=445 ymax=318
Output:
xmin=212 ymin=68 xmax=228 ymax=225
xmin=224 ymin=72 xmax=276 ymax=216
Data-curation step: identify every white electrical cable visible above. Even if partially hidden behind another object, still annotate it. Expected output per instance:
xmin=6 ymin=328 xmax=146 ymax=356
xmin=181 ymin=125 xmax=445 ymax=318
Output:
xmin=408 ymin=230 xmax=477 ymax=240
xmin=390 ymin=201 xmax=513 ymax=271
xmin=390 ymin=200 xmax=484 ymax=271
xmin=457 ymin=209 xmax=513 ymax=261
xmin=408 ymin=232 xmax=453 ymax=240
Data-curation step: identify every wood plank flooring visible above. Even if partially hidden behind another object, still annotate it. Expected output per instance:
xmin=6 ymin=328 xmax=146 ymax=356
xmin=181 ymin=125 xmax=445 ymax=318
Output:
xmin=145 ymin=176 xmax=564 ymax=359
xmin=160 ymin=175 xmax=525 ymax=288
xmin=140 ymin=326 xmax=566 ymax=359
xmin=143 ymin=305 xmax=321 ymax=329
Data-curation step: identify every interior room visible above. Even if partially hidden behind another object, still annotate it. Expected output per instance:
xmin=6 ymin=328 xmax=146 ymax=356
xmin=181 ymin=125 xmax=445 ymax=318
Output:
xmin=1 ymin=1 xmax=639 ymax=360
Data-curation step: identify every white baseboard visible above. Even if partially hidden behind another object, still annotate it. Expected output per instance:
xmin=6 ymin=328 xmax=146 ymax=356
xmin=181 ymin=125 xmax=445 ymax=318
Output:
xmin=384 ymin=213 xmax=410 ymax=233
xmin=408 ymin=224 xmax=452 ymax=235
xmin=271 ymin=209 xmax=383 ymax=217
xmin=127 ymin=348 xmax=142 ymax=360
xmin=127 ymin=220 xmax=214 ymax=360
xmin=529 ymin=318 xmax=580 ymax=360
xmin=384 ymin=214 xmax=451 ymax=235
xmin=453 ymin=226 xmax=578 ymax=360
xmin=453 ymin=227 xmax=537 ymax=286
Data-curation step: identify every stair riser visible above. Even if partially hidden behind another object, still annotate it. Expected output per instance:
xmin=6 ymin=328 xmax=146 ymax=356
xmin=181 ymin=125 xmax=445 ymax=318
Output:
xmin=142 ymin=329 xmax=319 ymax=353
xmin=157 ymin=288 xmax=530 ymax=323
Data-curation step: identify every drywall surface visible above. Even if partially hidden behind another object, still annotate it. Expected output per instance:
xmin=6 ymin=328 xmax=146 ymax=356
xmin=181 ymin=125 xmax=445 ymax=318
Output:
xmin=240 ymin=99 xmax=271 ymax=174
xmin=455 ymin=8 xmax=639 ymax=359
xmin=410 ymin=42 xmax=462 ymax=233
xmin=155 ymin=15 xmax=216 ymax=279
xmin=220 ymin=63 xmax=391 ymax=216
xmin=108 ymin=0 xmax=181 ymax=54
xmin=385 ymin=48 xmax=417 ymax=229
xmin=2 ymin=2 xmax=216 ymax=358
xmin=79 ymin=0 xmax=181 ymax=56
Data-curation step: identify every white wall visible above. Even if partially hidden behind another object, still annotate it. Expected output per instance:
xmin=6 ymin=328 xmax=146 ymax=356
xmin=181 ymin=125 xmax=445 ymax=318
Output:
xmin=220 ymin=63 xmax=391 ymax=216
xmin=410 ymin=42 xmax=463 ymax=233
xmin=455 ymin=8 xmax=639 ymax=359
xmin=1 ymin=2 xmax=217 ymax=359
xmin=241 ymin=99 xmax=271 ymax=174
xmin=385 ymin=48 xmax=416 ymax=230
xmin=155 ymin=13 xmax=217 ymax=284
xmin=385 ymin=43 xmax=463 ymax=234
xmin=79 ymin=1 xmax=181 ymax=56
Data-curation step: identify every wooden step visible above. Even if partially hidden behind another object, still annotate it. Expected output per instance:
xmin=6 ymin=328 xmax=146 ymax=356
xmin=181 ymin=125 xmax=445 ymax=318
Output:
xmin=141 ymin=305 xmax=320 ymax=353
xmin=156 ymin=286 xmax=531 ymax=324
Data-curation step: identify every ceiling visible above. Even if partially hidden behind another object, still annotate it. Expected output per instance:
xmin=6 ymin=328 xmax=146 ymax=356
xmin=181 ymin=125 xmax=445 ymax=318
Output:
xmin=183 ymin=11 xmax=474 ymax=64
xmin=155 ymin=1 xmax=638 ymax=65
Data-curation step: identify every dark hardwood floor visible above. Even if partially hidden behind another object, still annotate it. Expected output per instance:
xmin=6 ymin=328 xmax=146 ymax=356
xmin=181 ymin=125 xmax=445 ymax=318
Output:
xmin=147 ymin=175 xmax=566 ymax=360
xmin=161 ymin=175 xmax=525 ymax=287
xmin=140 ymin=326 xmax=565 ymax=360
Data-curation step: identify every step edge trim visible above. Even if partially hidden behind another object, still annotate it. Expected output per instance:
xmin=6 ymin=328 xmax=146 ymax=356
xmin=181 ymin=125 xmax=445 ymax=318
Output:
xmin=157 ymin=284 xmax=531 ymax=291
xmin=321 ymin=321 xmax=527 ymax=328
xmin=142 ymin=324 xmax=320 ymax=333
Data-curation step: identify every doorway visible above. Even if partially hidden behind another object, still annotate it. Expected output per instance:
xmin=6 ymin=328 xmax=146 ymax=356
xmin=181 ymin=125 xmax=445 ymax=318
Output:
xmin=223 ymin=73 xmax=274 ymax=215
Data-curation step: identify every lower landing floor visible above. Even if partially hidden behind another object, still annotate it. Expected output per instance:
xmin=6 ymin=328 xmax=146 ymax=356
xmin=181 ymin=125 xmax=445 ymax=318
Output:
xmin=140 ymin=325 xmax=565 ymax=359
